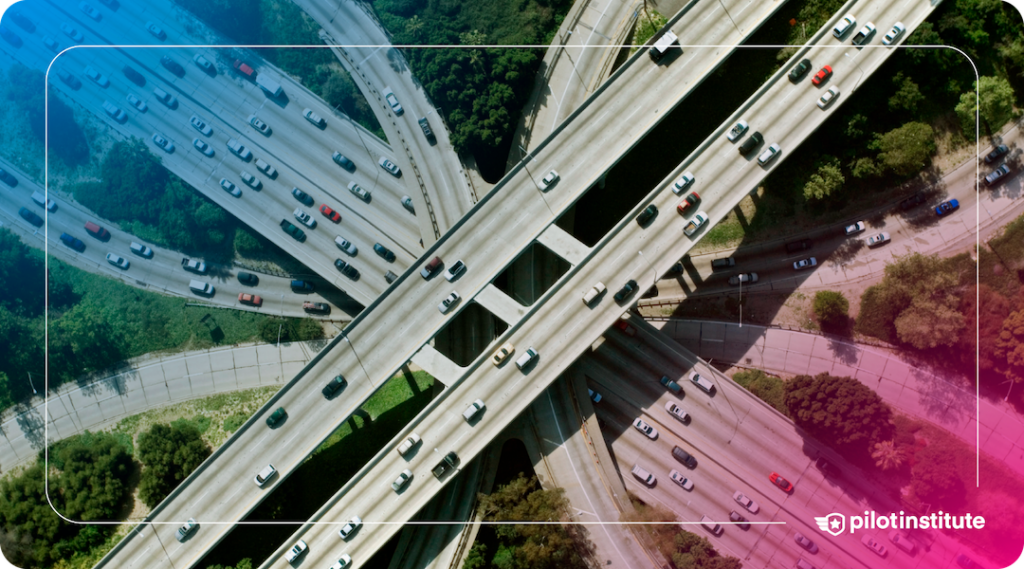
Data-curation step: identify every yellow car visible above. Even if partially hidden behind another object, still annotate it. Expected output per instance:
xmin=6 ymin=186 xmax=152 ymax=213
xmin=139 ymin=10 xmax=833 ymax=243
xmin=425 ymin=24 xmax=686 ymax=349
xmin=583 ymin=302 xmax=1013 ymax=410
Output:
xmin=491 ymin=342 xmax=515 ymax=366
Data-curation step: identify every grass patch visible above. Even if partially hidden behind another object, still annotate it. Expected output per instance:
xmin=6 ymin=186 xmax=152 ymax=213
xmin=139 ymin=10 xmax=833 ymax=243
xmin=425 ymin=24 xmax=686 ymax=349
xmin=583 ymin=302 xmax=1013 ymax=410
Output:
xmin=222 ymin=413 xmax=248 ymax=433
xmin=701 ymin=220 xmax=748 ymax=249
xmin=630 ymin=10 xmax=667 ymax=55
xmin=731 ymin=369 xmax=789 ymax=416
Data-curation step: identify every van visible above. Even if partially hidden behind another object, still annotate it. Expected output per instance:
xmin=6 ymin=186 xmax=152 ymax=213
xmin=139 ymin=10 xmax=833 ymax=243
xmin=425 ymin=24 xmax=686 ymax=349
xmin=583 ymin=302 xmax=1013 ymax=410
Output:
xmin=152 ymin=87 xmax=178 ymax=109
xmin=462 ymin=399 xmax=485 ymax=422
xmin=700 ymin=515 xmax=723 ymax=535
xmin=31 ymin=191 xmax=56 ymax=212
xmin=189 ymin=279 xmax=214 ymax=296
xmin=582 ymin=283 xmax=606 ymax=305
xmin=515 ymin=347 xmax=538 ymax=370
xmin=689 ymin=371 xmax=716 ymax=394
xmin=420 ymin=256 xmax=443 ymax=279
xmin=84 ymin=221 xmax=110 ymax=240
xmin=672 ymin=445 xmax=698 ymax=468
xmin=631 ymin=464 xmax=655 ymax=486
xmin=887 ymin=531 xmax=916 ymax=554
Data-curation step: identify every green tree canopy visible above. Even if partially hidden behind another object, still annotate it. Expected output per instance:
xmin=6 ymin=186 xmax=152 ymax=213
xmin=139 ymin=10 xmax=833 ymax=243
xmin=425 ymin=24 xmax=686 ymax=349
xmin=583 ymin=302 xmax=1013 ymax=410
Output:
xmin=6 ymin=63 xmax=88 ymax=164
xmin=137 ymin=423 xmax=212 ymax=508
xmin=813 ymin=290 xmax=849 ymax=331
xmin=871 ymin=122 xmax=937 ymax=176
xmin=888 ymin=72 xmax=925 ymax=114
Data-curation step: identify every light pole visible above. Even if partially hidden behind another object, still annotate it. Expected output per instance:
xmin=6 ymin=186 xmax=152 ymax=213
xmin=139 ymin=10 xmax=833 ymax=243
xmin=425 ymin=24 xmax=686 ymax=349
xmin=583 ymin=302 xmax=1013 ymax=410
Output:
xmin=637 ymin=250 xmax=658 ymax=285
xmin=519 ymin=144 xmax=538 ymax=186
xmin=26 ymin=372 xmax=37 ymax=395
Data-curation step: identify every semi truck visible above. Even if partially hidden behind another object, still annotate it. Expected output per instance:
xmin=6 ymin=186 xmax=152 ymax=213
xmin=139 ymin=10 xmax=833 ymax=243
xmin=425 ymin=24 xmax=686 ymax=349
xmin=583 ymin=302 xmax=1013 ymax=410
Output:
xmin=256 ymin=73 xmax=282 ymax=97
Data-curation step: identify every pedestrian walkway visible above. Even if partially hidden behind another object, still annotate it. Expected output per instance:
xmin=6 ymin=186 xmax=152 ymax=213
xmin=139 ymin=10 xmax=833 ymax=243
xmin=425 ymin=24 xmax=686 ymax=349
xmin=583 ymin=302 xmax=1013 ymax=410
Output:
xmin=650 ymin=318 xmax=1024 ymax=473
xmin=0 ymin=340 xmax=323 ymax=471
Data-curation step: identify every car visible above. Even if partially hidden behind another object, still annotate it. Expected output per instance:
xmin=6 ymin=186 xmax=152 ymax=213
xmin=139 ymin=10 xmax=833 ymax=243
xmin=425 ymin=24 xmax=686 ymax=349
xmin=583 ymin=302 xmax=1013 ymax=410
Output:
xmin=728 ymin=273 xmax=757 ymax=285
xmin=665 ymin=402 xmax=690 ymax=423
xmin=333 ymin=152 xmax=355 ymax=171
xmin=192 ymin=139 xmax=214 ymax=157
xmin=193 ymin=54 xmax=215 ymax=73
xmin=329 ymin=555 xmax=352 ymax=569
xmin=726 ymin=120 xmax=748 ymax=141
xmin=815 ymin=457 xmax=839 ymax=477
xmin=887 ymin=530 xmax=917 ymax=554
xmin=794 ymin=532 xmax=818 ymax=553
xmin=588 ymin=389 xmax=602 ymax=403
xmin=769 ymin=471 xmax=794 ymax=492
xmin=866 ymin=232 xmax=890 ymax=247
xmin=124 ymin=94 xmax=147 ymax=113
xmin=188 ymin=116 xmax=212 ymax=137
xmin=255 ymin=159 xmax=277 ymax=177
xmin=382 ymin=87 xmax=403 ymax=115
xmin=614 ymin=319 xmax=636 ymax=336
xmin=899 ymin=192 xmax=926 ymax=210
xmin=42 ymin=35 xmax=60 ymax=53
xmin=182 ymin=258 xmax=207 ymax=274
xmin=57 ymin=70 xmax=82 ymax=89
xmin=372 ymin=243 xmax=396 ymax=262
xmin=237 ymin=272 xmax=258 ymax=285
xmin=788 ymin=58 xmax=811 ymax=82
xmin=61 ymin=23 xmax=84 ymax=42
xmin=120 ymin=67 xmax=144 ymax=87
xmin=322 ymin=375 xmax=347 ymax=398
xmin=338 ymin=516 xmax=362 ymax=540
xmin=817 ymin=86 xmax=840 ymax=109
xmin=613 ymin=280 xmax=638 ymax=303
xmin=852 ymin=22 xmax=876 ymax=45
xmin=294 ymin=209 xmax=316 ymax=229
xmin=291 ymin=187 xmax=314 ymax=206
xmin=0 ymin=169 xmax=18 ymax=188
xmin=83 ymin=66 xmax=109 ymax=87
xmin=793 ymin=257 xmax=817 ymax=270
xmin=292 ymin=280 xmax=315 ymax=292
xmin=79 ymin=2 xmax=102 ymax=21
xmin=757 ymin=143 xmax=781 ymax=166
xmin=418 ymin=117 xmax=435 ymax=142
xmin=60 ymin=233 xmax=85 ymax=251
xmin=227 ymin=139 xmax=251 ymax=160
xmin=145 ymin=21 xmax=166 ymax=39
xmin=253 ymin=464 xmax=276 ymax=487
xmin=303 ymin=108 xmax=326 ymax=127
xmin=936 ymin=199 xmax=960 ymax=216
xmin=335 ymin=236 xmax=357 ymax=255
xmin=220 ymin=178 xmax=241 ymax=197
xmin=861 ymin=535 xmax=888 ymax=557
xmin=730 ymin=511 xmax=750 ymax=530
xmin=154 ymin=56 xmax=184 ymax=77
xmin=540 ymin=170 xmax=560 ymax=190
xmin=739 ymin=131 xmax=763 ymax=155
xmin=235 ymin=171 xmax=260 ymax=190
xmin=391 ymin=469 xmax=413 ymax=492
xmin=247 ymin=114 xmax=271 ymax=135
xmin=303 ymin=301 xmax=330 ymax=313
xmin=335 ymin=259 xmax=359 ymax=279
xmin=0 ymin=26 xmax=21 ymax=48
xmin=445 ymin=260 xmax=466 ymax=281
xmin=175 ymin=518 xmax=197 ymax=542
xmin=319 ymin=205 xmax=341 ymax=223
xmin=956 ymin=554 xmax=980 ymax=569
xmin=266 ymin=407 xmax=287 ymax=427
xmin=348 ymin=181 xmax=371 ymax=202
xmin=811 ymin=65 xmax=832 ymax=86
xmin=833 ymin=13 xmax=856 ymax=38
xmin=280 ymin=220 xmax=305 ymax=242
xmin=438 ymin=291 xmax=461 ymax=314
xmin=636 ymin=204 xmax=657 ymax=226
xmin=129 ymin=242 xmax=153 ymax=258
xmin=985 ymin=163 xmax=1011 ymax=186
xmin=379 ymin=156 xmax=401 ymax=176
xmin=102 ymin=101 xmax=127 ymax=122
xmin=882 ymin=22 xmax=906 ymax=45
xmin=632 ymin=418 xmax=658 ymax=440
xmin=984 ymin=144 xmax=1010 ymax=164
xmin=492 ymin=343 xmax=515 ymax=366
xmin=9 ymin=12 xmax=34 ymax=32
xmin=733 ymin=491 xmax=760 ymax=513
xmin=672 ymin=172 xmax=695 ymax=195
xmin=238 ymin=293 xmax=262 ymax=307
xmin=284 ymin=540 xmax=307 ymax=563
xmin=151 ymin=133 xmax=174 ymax=153
xmin=669 ymin=470 xmax=693 ymax=490
xmin=844 ymin=221 xmax=865 ymax=235
xmin=401 ymin=195 xmax=415 ymax=213
xmin=105 ymin=253 xmax=129 ymax=269
xmin=397 ymin=434 xmax=421 ymax=455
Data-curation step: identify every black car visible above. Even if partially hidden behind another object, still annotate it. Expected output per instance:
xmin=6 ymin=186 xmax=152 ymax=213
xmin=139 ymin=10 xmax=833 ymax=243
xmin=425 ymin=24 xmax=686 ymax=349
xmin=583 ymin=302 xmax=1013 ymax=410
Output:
xmin=321 ymin=375 xmax=347 ymax=398
xmin=334 ymin=259 xmax=360 ymax=280
xmin=237 ymin=271 xmax=259 ymax=286
xmin=0 ymin=26 xmax=22 ymax=48
xmin=784 ymin=239 xmax=812 ymax=253
xmin=160 ymin=56 xmax=185 ymax=77
xmin=788 ymin=58 xmax=811 ymax=82
xmin=671 ymin=445 xmax=698 ymax=468
xmin=280 ymin=219 xmax=306 ymax=242
xmin=613 ymin=279 xmax=637 ymax=303
xmin=122 ymin=65 xmax=146 ymax=86
xmin=635 ymin=204 xmax=657 ymax=226
xmin=984 ymin=144 xmax=1009 ymax=164
xmin=898 ymin=192 xmax=926 ymax=210
xmin=815 ymin=457 xmax=839 ymax=477
xmin=0 ymin=168 xmax=17 ymax=187
xmin=711 ymin=257 xmax=735 ymax=270
xmin=56 ymin=69 xmax=82 ymax=89
xmin=19 ymin=207 xmax=42 ymax=227
xmin=418 ymin=117 xmax=435 ymax=143
xmin=730 ymin=511 xmax=750 ymax=531
xmin=332 ymin=152 xmax=355 ymax=171
xmin=373 ymin=243 xmax=396 ymax=262
xmin=291 ymin=280 xmax=315 ymax=293
xmin=9 ymin=12 xmax=35 ymax=33
xmin=60 ymin=232 xmax=85 ymax=252
xmin=265 ymin=407 xmax=287 ymax=427
xmin=291 ymin=187 xmax=314 ymax=206
xmin=739 ymin=131 xmax=763 ymax=155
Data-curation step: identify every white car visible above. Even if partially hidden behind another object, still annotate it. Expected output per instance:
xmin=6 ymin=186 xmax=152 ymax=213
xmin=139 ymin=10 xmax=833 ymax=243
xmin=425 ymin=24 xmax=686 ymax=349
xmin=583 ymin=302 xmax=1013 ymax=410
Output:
xmin=665 ymin=401 xmax=689 ymax=423
xmin=669 ymin=469 xmax=694 ymax=490
xmin=866 ymin=232 xmax=891 ymax=247
xmin=882 ymin=22 xmax=906 ymax=46
xmin=379 ymin=156 xmax=401 ymax=176
xmin=833 ymin=13 xmax=856 ymax=38
xmin=335 ymin=236 xmax=358 ymax=256
xmin=539 ymin=170 xmax=559 ymax=190
xmin=192 ymin=139 xmax=213 ymax=157
xmin=240 ymin=171 xmax=261 ymax=189
xmin=145 ymin=21 xmax=165 ymax=39
xmin=757 ymin=143 xmax=781 ymax=166
xmin=61 ymin=23 xmax=84 ymax=42
xmin=391 ymin=469 xmax=413 ymax=492
xmin=844 ymin=221 xmax=865 ymax=235
xmin=227 ymin=139 xmax=251 ymax=160
xmin=247 ymin=114 xmax=271 ymax=135
xmin=253 ymin=464 xmax=276 ymax=487
xmin=733 ymin=491 xmax=760 ymax=514
xmin=382 ymin=87 xmax=403 ymax=115
xmin=255 ymin=158 xmax=277 ymax=177
xmin=329 ymin=555 xmax=352 ymax=569
xmin=673 ymin=172 xmax=695 ymax=194
xmin=284 ymin=540 xmax=307 ymax=563
xmin=193 ymin=54 xmax=215 ymax=73
xmin=861 ymin=535 xmax=888 ymax=557
xmin=152 ymin=133 xmax=174 ymax=153
xmin=338 ymin=516 xmax=362 ymax=540
xmin=793 ymin=257 xmax=817 ymax=270
xmin=347 ymin=181 xmax=371 ymax=202
xmin=294 ymin=209 xmax=316 ymax=228
xmin=303 ymin=108 xmax=325 ymax=127
xmin=817 ymin=86 xmax=840 ymax=109
xmin=438 ymin=291 xmax=461 ymax=314
xmin=78 ymin=2 xmax=101 ymax=20
xmin=396 ymin=433 xmax=420 ymax=456
xmin=190 ymin=115 xmax=213 ymax=136
xmin=42 ymin=35 xmax=59 ymax=53
xmin=105 ymin=253 xmax=129 ymax=269
xmin=632 ymin=418 xmax=658 ymax=440
xmin=401 ymin=195 xmax=415 ymax=213
xmin=220 ymin=178 xmax=241 ymax=197
xmin=727 ymin=120 xmax=749 ymax=141
xmin=444 ymin=260 xmax=466 ymax=281
xmin=126 ymin=93 xmax=147 ymax=112
xmin=83 ymin=66 xmax=109 ymax=87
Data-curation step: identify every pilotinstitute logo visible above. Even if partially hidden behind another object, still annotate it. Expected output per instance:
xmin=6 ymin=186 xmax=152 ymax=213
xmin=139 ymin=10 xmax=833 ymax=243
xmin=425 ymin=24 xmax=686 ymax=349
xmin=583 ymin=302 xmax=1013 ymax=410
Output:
xmin=815 ymin=511 xmax=986 ymax=536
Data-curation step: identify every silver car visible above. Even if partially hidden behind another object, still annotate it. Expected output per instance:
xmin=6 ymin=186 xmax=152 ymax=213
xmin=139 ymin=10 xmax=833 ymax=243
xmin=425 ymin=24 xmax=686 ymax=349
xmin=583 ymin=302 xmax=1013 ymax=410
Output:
xmin=391 ymin=469 xmax=413 ymax=492
xmin=335 ymin=236 xmax=357 ymax=256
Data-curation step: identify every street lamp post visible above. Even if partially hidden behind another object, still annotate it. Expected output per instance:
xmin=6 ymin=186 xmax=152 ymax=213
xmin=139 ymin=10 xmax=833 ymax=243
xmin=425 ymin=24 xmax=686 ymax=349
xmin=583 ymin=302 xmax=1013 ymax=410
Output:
xmin=26 ymin=372 xmax=37 ymax=395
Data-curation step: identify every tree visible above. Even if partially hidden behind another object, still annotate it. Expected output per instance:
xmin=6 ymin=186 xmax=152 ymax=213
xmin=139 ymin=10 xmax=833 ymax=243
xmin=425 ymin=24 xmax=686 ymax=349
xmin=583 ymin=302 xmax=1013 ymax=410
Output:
xmin=802 ymin=158 xmax=844 ymax=200
xmin=888 ymin=72 xmax=925 ymax=114
xmin=813 ymin=291 xmax=849 ymax=331
xmin=993 ymin=308 xmax=1024 ymax=387
xmin=958 ymin=284 xmax=1011 ymax=386
xmin=5 ymin=64 xmax=87 ymax=164
xmin=910 ymin=439 xmax=965 ymax=509
xmin=784 ymin=373 xmax=894 ymax=464
xmin=956 ymin=76 xmax=1016 ymax=136
xmin=137 ymin=423 xmax=211 ymax=508
xmin=871 ymin=440 xmax=906 ymax=471
xmin=872 ymin=122 xmax=936 ymax=176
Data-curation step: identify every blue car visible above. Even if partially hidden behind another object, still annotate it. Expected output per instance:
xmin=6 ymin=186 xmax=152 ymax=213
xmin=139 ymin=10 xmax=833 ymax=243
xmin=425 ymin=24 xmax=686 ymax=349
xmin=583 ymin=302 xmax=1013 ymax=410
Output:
xmin=935 ymin=199 xmax=959 ymax=216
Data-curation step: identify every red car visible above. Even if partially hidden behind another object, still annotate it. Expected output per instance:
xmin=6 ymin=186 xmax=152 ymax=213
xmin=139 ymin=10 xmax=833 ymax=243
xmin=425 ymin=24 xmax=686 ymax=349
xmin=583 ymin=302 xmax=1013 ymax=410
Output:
xmin=769 ymin=471 xmax=794 ymax=492
xmin=811 ymin=65 xmax=832 ymax=86
xmin=676 ymin=191 xmax=700 ymax=214
xmin=238 ymin=293 xmax=263 ymax=307
xmin=319 ymin=204 xmax=341 ymax=223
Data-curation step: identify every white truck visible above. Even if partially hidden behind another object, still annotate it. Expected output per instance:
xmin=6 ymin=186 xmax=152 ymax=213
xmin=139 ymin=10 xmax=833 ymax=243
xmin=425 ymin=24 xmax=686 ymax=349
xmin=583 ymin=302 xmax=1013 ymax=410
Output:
xmin=649 ymin=30 xmax=680 ymax=62
xmin=256 ymin=73 xmax=283 ymax=97
xmin=683 ymin=211 xmax=709 ymax=237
